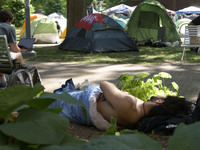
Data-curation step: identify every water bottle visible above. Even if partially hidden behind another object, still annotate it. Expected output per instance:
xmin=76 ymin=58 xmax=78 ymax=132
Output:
xmin=80 ymin=79 xmax=92 ymax=90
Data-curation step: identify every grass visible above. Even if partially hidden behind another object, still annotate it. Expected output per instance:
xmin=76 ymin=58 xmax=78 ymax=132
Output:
xmin=16 ymin=26 xmax=199 ymax=65
xmin=25 ymin=45 xmax=200 ymax=64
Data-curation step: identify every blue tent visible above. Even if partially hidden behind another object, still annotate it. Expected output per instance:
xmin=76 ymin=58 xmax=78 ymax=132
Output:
xmin=114 ymin=18 xmax=127 ymax=28
xmin=59 ymin=14 xmax=138 ymax=53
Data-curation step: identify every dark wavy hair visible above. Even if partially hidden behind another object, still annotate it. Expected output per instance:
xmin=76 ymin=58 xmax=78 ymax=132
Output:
xmin=0 ymin=10 xmax=14 ymax=22
xmin=148 ymin=96 xmax=194 ymax=116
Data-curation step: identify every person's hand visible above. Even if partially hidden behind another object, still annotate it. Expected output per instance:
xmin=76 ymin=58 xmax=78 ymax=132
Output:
xmin=97 ymin=93 xmax=106 ymax=102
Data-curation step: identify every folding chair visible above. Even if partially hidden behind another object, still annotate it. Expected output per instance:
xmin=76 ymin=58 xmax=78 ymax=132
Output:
xmin=181 ymin=25 xmax=200 ymax=64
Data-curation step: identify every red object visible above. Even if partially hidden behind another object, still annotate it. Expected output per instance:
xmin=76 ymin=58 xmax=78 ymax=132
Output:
xmin=75 ymin=14 xmax=105 ymax=30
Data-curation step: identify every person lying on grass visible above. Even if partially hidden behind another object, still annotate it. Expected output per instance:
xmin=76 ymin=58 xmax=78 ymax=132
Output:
xmin=51 ymin=80 xmax=200 ymax=131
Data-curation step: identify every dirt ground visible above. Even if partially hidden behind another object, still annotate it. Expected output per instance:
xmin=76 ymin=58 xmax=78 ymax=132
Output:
xmin=68 ymin=123 xmax=170 ymax=149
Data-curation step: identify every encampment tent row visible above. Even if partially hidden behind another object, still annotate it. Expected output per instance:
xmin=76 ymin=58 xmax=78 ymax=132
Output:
xmin=59 ymin=14 xmax=138 ymax=53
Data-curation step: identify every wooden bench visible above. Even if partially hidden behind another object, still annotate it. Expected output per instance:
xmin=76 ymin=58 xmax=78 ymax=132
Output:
xmin=181 ymin=25 xmax=200 ymax=64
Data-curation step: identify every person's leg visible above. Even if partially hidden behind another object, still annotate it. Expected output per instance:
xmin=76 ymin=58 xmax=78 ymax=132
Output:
xmin=10 ymin=51 xmax=24 ymax=64
xmin=15 ymin=52 xmax=24 ymax=64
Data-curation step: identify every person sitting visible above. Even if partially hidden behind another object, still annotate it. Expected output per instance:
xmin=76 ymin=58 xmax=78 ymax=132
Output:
xmin=51 ymin=79 xmax=200 ymax=131
xmin=0 ymin=10 xmax=27 ymax=88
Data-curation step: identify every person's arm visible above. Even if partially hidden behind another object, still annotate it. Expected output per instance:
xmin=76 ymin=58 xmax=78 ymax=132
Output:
xmin=9 ymin=43 xmax=27 ymax=53
xmin=100 ymin=81 xmax=135 ymax=111
xmin=7 ymin=25 xmax=27 ymax=52
xmin=100 ymin=81 xmax=124 ymax=100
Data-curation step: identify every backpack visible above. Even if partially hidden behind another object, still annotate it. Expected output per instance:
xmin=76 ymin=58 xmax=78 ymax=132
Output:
xmin=7 ymin=66 xmax=42 ymax=87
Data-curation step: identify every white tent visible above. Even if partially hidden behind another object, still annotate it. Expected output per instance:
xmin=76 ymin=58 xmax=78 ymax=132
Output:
xmin=102 ymin=4 xmax=135 ymax=17
xmin=175 ymin=18 xmax=192 ymax=36
xmin=48 ymin=12 xmax=67 ymax=32
xmin=93 ymin=9 xmax=100 ymax=14
xmin=177 ymin=6 xmax=200 ymax=14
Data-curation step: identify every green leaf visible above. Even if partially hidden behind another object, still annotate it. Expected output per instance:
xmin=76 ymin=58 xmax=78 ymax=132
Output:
xmin=0 ymin=144 xmax=19 ymax=150
xmin=117 ymin=74 xmax=134 ymax=83
xmin=153 ymin=74 xmax=161 ymax=82
xmin=119 ymin=129 xmax=141 ymax=135
xmin=27 ymin=98 xmax=55 ymax=110
xmin=104 ymin=117 xmax=118 ymax=135
xmin=0 ymin=84 xmax=44 ymax=119
xmin=0 ymin=131 xmax=8 ymax=145
xmin=136 ymin=72 xmax=150 ymax=78
xmin=39 ymin=92 xmax=84 ymax=107
xmin=83 ymin=134 xmax=164 ymax=150
xmin=169 ymin=122 xmax=200 ymax=150
xmin=38 ymin=133 xmax=85 ymax=150
xmin=48 ymin=108 xmax=63 ymax=114
xmin=59 ymin=133 xmax=86 ymax=146
xmin=171 ymin=82 xmax=179 ymax=91
xmin=116 ymin=72 xmax=179 ymax=102
xmin=0 ymin=108 xmax=69 ymax=145
xmin=39 ymin=145 xmax=82 ymax=150
xmin=158 ymin=72 xmax=172 ymax=79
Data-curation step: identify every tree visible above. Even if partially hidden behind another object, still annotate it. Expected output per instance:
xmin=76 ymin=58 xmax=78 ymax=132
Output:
xmin=30 ymin=0 xmax=45 ymax=11
xmin=1 ymin=0 xmax=25 ymax=27
xmin=67 ymin=0 xmax=86 ymax=32
xmin=31 ymin=0 xmax=66 ymax=16
xmin=44 ymin=0 xmax=64 ymax=15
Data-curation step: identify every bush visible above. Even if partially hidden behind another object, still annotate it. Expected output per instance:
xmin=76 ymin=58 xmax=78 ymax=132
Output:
xmin=117 ymin=72 xmax=179 ymax=101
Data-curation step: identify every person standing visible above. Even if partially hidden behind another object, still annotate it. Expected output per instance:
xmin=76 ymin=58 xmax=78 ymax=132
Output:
xmin=55 ymin=21 xmax=61 ymax=35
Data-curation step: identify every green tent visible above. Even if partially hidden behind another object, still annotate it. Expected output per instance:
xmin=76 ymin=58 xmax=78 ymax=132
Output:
xmin=21 ymin=18 xmax=60 ymax=44
xmin=125 ymin=0 xmax=180 ymax=42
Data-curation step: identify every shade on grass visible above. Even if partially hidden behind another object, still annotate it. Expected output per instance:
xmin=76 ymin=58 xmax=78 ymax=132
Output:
xmin=25 ymin=46 xmax=200 ymax=64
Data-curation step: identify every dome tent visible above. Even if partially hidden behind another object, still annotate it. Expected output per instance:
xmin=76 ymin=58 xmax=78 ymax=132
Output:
xmin=48 ymin=12 xmax=67 ymax=32
xmin=175 ymin=18 xmax=192 ymax=35
xmin=21 ymin=18 xmax=60 ymax=44
xmin=126 ymin=0 xmax=180 ymax=43
xmin=20 ymin=14 xmax=47 ymax=37
xmin=59 ymin=14 xmax=138 ymax=53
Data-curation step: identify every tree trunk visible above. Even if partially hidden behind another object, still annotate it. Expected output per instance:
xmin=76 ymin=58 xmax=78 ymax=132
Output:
xmin=67 ymin=0 xmax=86 ymax=32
